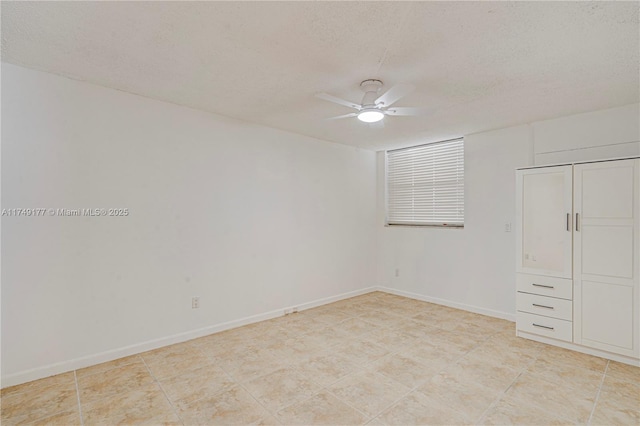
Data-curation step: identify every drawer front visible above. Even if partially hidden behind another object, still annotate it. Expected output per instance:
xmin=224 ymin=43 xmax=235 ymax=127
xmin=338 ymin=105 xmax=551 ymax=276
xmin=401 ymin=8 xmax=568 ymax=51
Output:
xmin=516 ymin=274 xmax=573 ymax=300
xmin=517 ymin=312 xmax=573 ymax=342
xmin=517 ymin=292 xmax=573 ymax=321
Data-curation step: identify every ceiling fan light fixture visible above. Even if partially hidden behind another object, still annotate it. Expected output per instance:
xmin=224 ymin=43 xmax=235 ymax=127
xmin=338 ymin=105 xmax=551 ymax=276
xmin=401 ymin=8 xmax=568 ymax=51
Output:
xmin=316 ymin=79 xmax=418 ymax=123
xmin=357 ymin=108 xmax=384 ymax=123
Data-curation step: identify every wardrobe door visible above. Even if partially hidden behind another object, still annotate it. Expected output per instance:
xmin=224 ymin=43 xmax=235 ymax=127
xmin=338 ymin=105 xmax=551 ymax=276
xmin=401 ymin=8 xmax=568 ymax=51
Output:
xmin=516 ymin=165 xmax=573 ymax=278
xmin=573 ymin=159 xmax=639 ymax=358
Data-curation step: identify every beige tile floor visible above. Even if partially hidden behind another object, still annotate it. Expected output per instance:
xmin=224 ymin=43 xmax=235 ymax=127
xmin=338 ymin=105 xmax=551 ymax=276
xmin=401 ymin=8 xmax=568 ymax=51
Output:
xmin=2 ymin=291 xmax=639 ymax=425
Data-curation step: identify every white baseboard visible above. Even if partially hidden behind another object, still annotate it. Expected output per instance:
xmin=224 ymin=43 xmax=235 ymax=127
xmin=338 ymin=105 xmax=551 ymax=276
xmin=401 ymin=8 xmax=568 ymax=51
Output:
xmin=376 ymin=286 xmax=516 ymax=322
xmin=1 ymin=286 xmax=378 ymax=388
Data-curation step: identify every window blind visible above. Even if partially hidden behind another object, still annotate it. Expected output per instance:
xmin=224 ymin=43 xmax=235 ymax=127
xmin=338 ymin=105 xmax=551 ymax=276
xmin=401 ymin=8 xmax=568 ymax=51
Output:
xmin=386 ymin=138 xmax=464 ymax=226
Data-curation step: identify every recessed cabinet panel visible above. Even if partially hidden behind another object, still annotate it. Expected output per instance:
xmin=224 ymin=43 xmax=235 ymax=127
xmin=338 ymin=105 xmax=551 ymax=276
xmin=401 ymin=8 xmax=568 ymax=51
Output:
xmin=517 ymin=166 xmax=573 ymax=278
xmin=522 ymin=173 xmax=565 ymax=272
xmin=581 ymin=225 xmax=634 ymax=279
xmin=573 ymin=159 xmax=639 ymax=358
xmin=581 ymin=167 xmax=634 ymax=219
xmin=581 ymin=280 xmax=634 ymax=350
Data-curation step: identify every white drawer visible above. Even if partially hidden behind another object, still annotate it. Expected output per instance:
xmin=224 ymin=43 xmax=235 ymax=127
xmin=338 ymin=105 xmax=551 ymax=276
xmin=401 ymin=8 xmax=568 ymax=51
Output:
xmin=517 ymin=312 xmax=572 ymax=342
xmin=517 ymin=292 xmax=572 ymax=321
xmin=516 ymin=274 xmax=573 ymax=300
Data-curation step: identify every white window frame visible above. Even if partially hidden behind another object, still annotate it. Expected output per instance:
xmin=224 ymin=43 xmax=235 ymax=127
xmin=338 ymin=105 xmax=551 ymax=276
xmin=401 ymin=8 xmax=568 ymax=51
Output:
xmin=385 ymin=138 xmax=464 ymax=228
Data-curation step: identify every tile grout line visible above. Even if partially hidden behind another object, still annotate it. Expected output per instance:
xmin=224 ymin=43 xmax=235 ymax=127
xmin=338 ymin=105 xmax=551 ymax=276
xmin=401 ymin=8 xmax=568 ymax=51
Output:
xmin=236 ymin=359 xmax=356 ymax=419
xmin=140 ymin=356 xmax=185 ymax=426
xmin=73 ymin=370 xmax=85 ymax=426
xmin=266 ymin=383 xmax=324 ymax=417
xmin=261 ymin=376 xmax=373 ymax=424
xmin=363 ymin=380 xmax=420 ymax=423
xmin=410 ymin=325 xmax=511 ymax=424
xmin=234 ymin=377 xmax=285 ymax=425
xmin=322 ymin=387 xmax=376 ymax=424
xmin=195 ymin=345 xmax=284 ymax=425
xmin=586 ymin=359 xmax=609 ymax=425
xmin=158 ymin=368 xmax=235 ymax=419
xmin=335 ymin=323 xmax=509 ymax=423
xmin=191 ymin=310 xmax=364 ymax=424
xmin=357 ymin=357 xmax=459 ymax=424
xmin=74 ymin=356 xmax=142 ymax=380
xmin=457 ymin=330 xmax=521 ymax=422
xmin=248 ymin=355 xmax=386 ymax=423
xmin=474 ymin=351 xmax=538 ymax=424
xmin=198 ymin=319 xmax=395 ymax=421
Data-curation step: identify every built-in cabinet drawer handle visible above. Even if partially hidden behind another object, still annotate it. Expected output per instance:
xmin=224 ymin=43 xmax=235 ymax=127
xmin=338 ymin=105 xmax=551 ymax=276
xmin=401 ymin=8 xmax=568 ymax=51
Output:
xmin=532 ymin=323 xmax=554 ymax=330
xmin=566 ymin=213 xmax=570 ymax=231
xmin=532 ymin=283 xmax=554 ymax=289
xmin=532 ymin=303 xmax=554 ymax=309
xmin=576 ymin=212 xmax=580 ymax=231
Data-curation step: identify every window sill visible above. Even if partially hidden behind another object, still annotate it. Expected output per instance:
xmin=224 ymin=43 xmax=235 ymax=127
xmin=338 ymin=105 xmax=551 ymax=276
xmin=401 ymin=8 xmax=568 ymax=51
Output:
xmin=385 ymin=223 xmax=464 ymax=228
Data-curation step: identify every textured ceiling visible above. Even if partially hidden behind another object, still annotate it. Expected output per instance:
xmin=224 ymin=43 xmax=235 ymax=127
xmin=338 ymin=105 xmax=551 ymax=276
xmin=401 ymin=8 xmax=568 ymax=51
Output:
xmin=2 ymin=1 xmax=639 ymax=150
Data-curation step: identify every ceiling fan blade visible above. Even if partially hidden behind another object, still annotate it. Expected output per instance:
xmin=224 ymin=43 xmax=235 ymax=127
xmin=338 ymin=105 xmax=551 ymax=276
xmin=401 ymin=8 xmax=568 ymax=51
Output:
xmin=385 ymin=107 xmax=428 ymax=116
xmin=375 ymin=83 xmax=415 ymax=108
xmin=315 ymin=93 xmax=361 ymax=110
xmin=326 ymin=112 xmax=358 ymax=120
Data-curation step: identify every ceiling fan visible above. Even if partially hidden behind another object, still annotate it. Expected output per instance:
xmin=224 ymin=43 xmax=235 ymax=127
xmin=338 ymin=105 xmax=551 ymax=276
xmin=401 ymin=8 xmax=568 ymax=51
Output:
xmin=315 ymin=79 xmax=421 ymax=123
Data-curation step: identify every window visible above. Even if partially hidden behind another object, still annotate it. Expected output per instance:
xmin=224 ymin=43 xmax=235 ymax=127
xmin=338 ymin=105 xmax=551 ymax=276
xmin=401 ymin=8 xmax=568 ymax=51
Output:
xmin=386 ymin=138 xmax=464 ymax=227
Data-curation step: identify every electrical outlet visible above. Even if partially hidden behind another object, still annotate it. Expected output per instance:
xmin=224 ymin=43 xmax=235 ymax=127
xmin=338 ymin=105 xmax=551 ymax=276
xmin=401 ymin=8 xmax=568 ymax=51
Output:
xmin=192 ymin=296 xmax=200 ymax=309
xmin=395 ymin=268 xmax=400 ymax=277
xmin=505 ymin=223 xmax=512 ymax=232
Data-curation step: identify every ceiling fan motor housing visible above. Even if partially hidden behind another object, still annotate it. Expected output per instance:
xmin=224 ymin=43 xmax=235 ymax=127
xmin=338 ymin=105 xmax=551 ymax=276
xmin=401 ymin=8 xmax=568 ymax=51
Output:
xmin=360 ymin=79 xmax=383 ymax=107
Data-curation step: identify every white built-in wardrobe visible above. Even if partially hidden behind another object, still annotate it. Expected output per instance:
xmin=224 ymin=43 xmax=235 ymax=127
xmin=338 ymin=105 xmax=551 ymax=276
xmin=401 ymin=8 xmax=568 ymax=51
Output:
xmin=516 ymin=157 xmax=639 ymax=365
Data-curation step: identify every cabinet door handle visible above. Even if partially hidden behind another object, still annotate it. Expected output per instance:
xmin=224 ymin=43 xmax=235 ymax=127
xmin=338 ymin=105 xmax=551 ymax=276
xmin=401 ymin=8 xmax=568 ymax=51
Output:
xmin=532 ymin=283 xmax=554 ymax=289
xmin=532 ymin=303 xmax=554 ymax=310
xmin=566 ymin=213 xmax=570 ymax=231
xmin=532 ymin=323 xmax=554 ymax=330
xmin=575 ymin=213 xmax=580 ymax=231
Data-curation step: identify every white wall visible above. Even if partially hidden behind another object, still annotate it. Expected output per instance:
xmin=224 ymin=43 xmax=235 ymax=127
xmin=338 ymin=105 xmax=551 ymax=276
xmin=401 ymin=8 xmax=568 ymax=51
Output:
xmin=377 ymin=126 xmax=533 ymax=318
xmin=377 ymin=103 xmax=640 ymax=318
xmin=1 ymin=63 xmax=377 ymax=385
